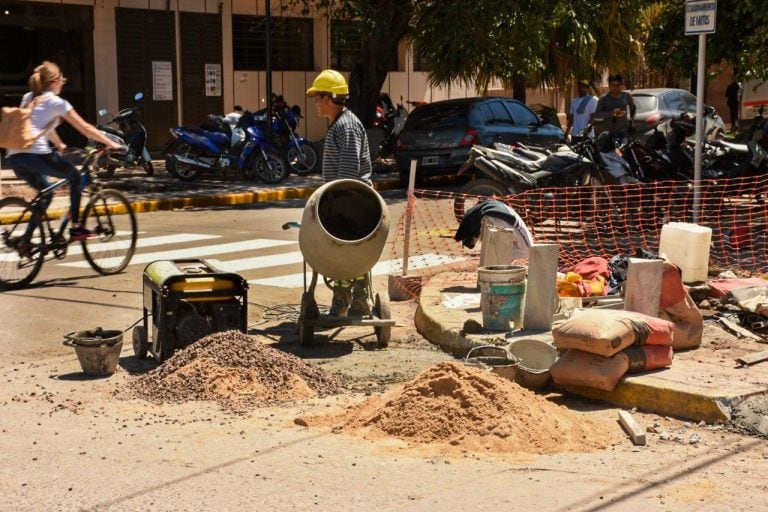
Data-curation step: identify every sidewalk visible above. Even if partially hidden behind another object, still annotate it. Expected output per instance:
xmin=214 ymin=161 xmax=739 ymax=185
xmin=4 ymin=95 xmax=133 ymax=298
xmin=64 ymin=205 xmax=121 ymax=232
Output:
xmin=415 ymin=271 xmax=768 ymax=424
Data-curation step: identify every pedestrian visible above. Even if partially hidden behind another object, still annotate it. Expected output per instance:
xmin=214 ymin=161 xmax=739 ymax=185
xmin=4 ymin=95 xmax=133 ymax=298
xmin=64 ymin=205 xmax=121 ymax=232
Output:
xmin=725 ymin=75 xmax=742 ymax=131
xmin=306 ymin=69 xmax=373 ymax=317
xmin=566 ymin=80 xmax=597 ymax=142
xmin=4 ymin=61 xmax=123 ymax=242
xmin=593 ymin=74 xmax=636 ymax=143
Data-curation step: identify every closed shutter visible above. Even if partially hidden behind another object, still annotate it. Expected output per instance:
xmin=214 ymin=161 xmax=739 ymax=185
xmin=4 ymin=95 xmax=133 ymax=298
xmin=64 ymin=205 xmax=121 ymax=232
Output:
xmin=115 ymin=8 xmax=177 ymax=151
xmin=180 ymin=12 xmax=223 ymax=126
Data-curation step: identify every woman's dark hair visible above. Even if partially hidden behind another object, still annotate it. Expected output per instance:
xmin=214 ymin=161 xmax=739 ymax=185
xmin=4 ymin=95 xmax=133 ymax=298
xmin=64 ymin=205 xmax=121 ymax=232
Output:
xmin=608 ymin=74 xmax=624 ymax=84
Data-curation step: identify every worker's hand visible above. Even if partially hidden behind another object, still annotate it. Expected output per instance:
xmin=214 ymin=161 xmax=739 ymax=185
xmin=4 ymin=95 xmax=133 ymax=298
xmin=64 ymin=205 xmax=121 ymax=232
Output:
xmin=55 ymin=143 xmax=67 ymax=154
xmin=613 ymin=108 xmax=625 ymax=117
xmin=106 ymin=140 xmax=125 ymax=152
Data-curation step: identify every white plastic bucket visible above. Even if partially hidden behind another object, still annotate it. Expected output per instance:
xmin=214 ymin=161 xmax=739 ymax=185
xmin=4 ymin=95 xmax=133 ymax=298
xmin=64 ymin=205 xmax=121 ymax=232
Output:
xmin=658 ymin=222 xmax=712 ymax=283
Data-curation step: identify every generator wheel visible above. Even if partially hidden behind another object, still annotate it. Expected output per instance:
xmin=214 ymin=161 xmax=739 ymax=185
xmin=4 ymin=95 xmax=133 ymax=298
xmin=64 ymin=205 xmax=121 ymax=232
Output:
xmin=373 ymin=292 xmax=391 ymax=348
xmin=299 ymin=292 xmax=318 ymax=347
xmin=132 ymin=325 xmax=148 ymax=359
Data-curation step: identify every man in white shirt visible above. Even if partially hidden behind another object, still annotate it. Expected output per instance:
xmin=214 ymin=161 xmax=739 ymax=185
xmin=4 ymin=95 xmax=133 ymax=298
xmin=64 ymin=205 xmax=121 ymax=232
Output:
xmin=566 ymin=80 xmax=597 ymax=142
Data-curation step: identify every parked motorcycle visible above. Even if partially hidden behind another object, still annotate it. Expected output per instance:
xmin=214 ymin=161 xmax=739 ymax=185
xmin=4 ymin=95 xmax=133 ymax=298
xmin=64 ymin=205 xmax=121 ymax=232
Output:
xmin=88 ymin=92 xmax=153 ymax=177
xmin=164 ymin=111 xmax=288 ymax=183
xmin=375 ymin=96 xmax=425 ymax=158
xmin=453 ymin=139 xmax=627 ymax=220
xmin=267 ymin=103 xmax=319 ymax=175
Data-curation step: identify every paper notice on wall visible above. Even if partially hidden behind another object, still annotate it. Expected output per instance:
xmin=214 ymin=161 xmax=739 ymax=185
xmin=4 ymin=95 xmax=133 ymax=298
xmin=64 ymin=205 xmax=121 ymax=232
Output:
xmin=152 ymin=61 xmax=173 ymax=101
xmin=205 ymin=63 xmax=222 ymax=97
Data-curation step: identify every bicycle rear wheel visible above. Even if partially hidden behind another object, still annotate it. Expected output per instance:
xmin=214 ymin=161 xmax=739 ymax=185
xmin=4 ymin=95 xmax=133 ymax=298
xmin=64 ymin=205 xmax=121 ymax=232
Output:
xmin=80 ymin=189 xmax=137 ymax=275
xmin=0 ymin=197 xmax=46 ymax=290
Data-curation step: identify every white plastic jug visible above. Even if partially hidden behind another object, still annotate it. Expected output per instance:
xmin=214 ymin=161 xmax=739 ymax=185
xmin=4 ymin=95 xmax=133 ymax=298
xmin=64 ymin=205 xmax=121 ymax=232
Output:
xmin=658 ymin=222 xmax=712 ymax=283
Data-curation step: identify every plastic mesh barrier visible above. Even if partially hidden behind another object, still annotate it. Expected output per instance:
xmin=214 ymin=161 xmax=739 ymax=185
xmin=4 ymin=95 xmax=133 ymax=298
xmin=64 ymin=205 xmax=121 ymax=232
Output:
xmin=384 ymin=175 xmax=768 ymax=300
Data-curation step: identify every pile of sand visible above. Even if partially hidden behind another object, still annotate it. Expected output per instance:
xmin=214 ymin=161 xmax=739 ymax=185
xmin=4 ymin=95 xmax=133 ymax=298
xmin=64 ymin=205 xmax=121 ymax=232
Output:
xmin=128 ymin=331 xmax=344 ymax=411
xmin=299 ymin=361 xmax=618 ymax=454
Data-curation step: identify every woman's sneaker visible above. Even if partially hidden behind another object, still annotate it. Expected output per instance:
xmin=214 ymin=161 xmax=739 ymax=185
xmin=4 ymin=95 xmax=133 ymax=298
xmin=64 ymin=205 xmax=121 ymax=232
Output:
xmin=69 ymin=225 xmax=94 ymax=241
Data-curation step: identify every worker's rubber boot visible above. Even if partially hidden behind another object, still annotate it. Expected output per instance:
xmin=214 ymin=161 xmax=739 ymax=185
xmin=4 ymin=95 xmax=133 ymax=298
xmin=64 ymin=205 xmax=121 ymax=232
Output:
xmin=348 ymin=281 xmax=372 ymax=317
xmin=329 ymin=286 xmax=351 ymax=317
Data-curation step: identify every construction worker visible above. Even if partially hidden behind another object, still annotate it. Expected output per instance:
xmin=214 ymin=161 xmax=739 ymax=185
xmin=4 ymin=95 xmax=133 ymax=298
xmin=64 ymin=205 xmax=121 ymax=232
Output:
xmin=306 ymin=69 xmax=373 ymax=316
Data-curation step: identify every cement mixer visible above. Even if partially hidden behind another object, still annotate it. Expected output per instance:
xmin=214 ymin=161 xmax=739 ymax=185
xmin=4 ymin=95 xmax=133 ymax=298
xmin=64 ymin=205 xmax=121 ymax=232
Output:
xmin=288 ymin=179 xmax=394 ymax=347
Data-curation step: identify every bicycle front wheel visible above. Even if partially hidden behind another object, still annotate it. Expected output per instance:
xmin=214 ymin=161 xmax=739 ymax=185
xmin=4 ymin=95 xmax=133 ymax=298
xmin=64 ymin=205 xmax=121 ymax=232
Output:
xmin=80 ymin=189 xmax=137 ymax=275
xmin=0 ymin=197 xmax=46 ymax=290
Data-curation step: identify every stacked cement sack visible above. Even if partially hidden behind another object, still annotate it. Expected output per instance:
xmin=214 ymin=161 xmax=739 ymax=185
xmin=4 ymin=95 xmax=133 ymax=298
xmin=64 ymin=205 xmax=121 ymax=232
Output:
xmin=550 ymin=309 xmax=675 ymax=391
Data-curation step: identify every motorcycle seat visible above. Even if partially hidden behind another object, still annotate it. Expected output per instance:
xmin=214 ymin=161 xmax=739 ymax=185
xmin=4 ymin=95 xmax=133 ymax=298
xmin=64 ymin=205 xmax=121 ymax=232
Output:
xmin=709 ymin=139 xmax=749 ymax=153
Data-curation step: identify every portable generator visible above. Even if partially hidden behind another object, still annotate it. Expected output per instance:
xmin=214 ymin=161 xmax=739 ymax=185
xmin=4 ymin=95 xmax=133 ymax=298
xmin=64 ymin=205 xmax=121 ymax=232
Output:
xmin=132 ymin=259 xmax=248 ymax=362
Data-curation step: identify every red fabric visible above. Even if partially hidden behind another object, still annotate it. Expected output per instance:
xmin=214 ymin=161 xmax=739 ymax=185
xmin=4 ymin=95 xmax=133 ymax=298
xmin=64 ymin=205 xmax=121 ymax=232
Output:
xmin=572 ymin=256 xmax=610 ymax=280
xmin=660 ymin=262 xmax=687 ymax=308
xmin=707 ymin=278 xmax=768 ymax=298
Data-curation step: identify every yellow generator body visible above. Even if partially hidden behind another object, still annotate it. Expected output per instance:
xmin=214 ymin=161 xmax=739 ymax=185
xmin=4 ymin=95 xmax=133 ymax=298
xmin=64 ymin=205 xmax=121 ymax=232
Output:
xmin=135 ymin=259 xmax=248 ymax=362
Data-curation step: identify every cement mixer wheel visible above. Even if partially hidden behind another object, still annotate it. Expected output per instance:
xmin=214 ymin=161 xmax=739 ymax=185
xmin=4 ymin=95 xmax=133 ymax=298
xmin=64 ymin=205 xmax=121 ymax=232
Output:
xmin=132 ymin=325 xmax=148 ymax=359
xmin=373 ymin=292 xmax=391 ymax=348
xmin=299 ymin=292 xmax=318 ymax=346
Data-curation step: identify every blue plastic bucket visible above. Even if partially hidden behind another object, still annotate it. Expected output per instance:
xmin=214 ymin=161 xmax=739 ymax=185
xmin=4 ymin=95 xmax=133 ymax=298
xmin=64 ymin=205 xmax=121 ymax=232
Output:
xmin=481 ymin=280 xmax=526 ymax=331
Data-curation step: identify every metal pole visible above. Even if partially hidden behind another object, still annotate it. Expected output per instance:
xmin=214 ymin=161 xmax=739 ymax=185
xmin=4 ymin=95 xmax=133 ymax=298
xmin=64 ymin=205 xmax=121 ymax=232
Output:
xmin=693 ymin=33 xmax=706 ymax=223
xmin=401 ymin=160 xmax=417 ymax=276
xmin=265 ymin=0 xmax=272 ymax=142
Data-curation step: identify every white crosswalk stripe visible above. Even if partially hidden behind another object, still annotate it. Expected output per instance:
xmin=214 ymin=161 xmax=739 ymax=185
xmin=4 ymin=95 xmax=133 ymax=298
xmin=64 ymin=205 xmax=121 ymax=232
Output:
xmin=58 ymin=238 xmax=294 ymax=269
xmin=249 ymin=254 xmax=466 ymax=288
xmin=53 ymin=233 xmax=463 ymax=289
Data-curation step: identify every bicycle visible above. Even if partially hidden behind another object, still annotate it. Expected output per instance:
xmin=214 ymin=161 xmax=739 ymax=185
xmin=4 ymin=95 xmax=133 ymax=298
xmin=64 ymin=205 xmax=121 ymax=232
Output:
xmin=0 ymin=147 xmax=138 ymax=290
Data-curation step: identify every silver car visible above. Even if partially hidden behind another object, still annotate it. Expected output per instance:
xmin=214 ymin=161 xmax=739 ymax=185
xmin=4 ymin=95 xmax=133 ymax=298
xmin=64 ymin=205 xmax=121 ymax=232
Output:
xmin=629 ymin=88 xmax=726 ymax=143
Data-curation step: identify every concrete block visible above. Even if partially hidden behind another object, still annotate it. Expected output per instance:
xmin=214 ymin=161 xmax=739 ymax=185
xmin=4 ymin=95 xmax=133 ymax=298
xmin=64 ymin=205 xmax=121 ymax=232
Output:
xmin=523 ymin=244 xmax=559 ymax=331
xmin=624 ymin=258 xmax=664 ymax=317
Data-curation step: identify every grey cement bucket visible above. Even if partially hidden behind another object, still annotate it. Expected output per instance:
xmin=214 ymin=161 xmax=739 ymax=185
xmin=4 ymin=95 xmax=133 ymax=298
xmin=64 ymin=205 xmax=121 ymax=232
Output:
xmin=507 ymin=338 xmax=558 ymax=390
xmin=299 ymin=179 xmax=390 ymax=281
xmin=63 ymin=328 xmax=123 ymax=377
xmin=464 ymin=345 xmax=520 ymax=382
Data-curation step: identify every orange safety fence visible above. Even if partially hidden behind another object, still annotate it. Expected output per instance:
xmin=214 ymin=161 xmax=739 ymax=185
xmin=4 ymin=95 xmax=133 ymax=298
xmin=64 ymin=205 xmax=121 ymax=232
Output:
xmin=384 ymin=175 xmax=768 ymax=300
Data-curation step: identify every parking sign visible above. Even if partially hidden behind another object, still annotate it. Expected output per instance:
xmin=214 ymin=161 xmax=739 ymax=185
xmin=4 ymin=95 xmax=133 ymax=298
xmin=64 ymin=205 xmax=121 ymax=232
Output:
xmin=685 ymin=0 xmax=716 ymax=35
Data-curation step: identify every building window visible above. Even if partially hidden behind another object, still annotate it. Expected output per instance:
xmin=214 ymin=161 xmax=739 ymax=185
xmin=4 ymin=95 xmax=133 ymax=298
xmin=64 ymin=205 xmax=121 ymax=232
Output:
xmin=331 ymin=20 xmax=397 ymax=71
xmin=412 ymin=42 xmax=432 ymax=72
xmin=232 ymin=15 xmax=313 ymax=71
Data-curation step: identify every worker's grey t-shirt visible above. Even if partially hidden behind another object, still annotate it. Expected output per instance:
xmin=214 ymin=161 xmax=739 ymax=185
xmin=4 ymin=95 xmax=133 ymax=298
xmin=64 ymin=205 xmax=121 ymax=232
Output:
xmin=594 ymin=92 xmax=635 ymax=135
xmin=322 ymin=108 xmax=372 ymax=185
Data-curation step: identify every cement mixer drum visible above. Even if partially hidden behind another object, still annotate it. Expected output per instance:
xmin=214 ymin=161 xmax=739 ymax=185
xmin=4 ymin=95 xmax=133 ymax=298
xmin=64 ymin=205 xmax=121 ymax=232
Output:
xmin=299 ymin=179 xmax=390 ymax=281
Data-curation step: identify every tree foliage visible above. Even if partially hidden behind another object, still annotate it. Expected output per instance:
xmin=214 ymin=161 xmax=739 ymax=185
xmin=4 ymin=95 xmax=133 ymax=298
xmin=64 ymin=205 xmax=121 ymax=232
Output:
xmin=644 ymin=0 xmax=768 ymax=85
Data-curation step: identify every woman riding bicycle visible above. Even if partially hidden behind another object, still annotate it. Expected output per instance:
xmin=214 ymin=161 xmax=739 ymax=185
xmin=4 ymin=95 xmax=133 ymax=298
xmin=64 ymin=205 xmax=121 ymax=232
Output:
xmin=4 ymin=61 xmax=123 ymax=241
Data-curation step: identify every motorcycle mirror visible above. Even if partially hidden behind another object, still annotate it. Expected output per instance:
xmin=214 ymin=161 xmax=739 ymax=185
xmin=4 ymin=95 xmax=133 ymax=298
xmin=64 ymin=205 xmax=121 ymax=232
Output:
xmin=98 ymin=108 xmax=109 ymax=117
xmin=134 ymin=92 xmax=144 ymax=101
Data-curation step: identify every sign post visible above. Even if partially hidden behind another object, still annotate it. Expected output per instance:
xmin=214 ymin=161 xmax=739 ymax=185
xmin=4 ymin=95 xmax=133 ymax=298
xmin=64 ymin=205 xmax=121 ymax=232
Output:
xmin=685 ymin=0 xmax=716 ymax=224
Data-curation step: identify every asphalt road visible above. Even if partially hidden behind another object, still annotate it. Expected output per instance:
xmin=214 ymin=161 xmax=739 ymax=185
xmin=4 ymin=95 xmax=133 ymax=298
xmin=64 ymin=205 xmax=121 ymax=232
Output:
xmin=0 ymin=191 xmax=409 ymax=361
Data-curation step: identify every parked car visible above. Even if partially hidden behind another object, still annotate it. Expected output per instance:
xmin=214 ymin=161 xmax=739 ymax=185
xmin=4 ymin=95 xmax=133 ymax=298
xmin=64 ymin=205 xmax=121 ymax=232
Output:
xmin=393 ymin=97 xmax=565 ymax=185
xmin=628 ymin=88 xmax=726 ymax=143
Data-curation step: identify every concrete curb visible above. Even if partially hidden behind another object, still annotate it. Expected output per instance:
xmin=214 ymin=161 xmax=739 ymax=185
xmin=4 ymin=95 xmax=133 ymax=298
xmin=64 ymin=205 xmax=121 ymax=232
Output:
xmin=415 ymin=272 xmax=767 ymax=424
xmin=0 ymin=177 xmax=403 ymax=223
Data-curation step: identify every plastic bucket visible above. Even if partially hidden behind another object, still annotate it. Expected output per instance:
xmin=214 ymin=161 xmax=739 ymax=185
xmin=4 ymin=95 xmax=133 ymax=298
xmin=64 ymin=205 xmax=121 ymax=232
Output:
xmin=478 ymin=265 xmax=527 ymax=331
xmin=658 ymin=222 xmax=712 ymax=283
xmin=507 ymin=338 xmax=558 ymax=390
xmin=63 ymin=329 xmax=123 ymax=377
xmin=464 ymin=345 xmax=520 ymax=382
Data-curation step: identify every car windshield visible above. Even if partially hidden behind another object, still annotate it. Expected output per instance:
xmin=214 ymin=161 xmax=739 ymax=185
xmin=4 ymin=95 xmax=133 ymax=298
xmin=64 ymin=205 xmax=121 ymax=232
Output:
xmin=404 ymin=103 xmax=471 ymax=130
xmin=632 ymin=95 xmax=658 ymax=114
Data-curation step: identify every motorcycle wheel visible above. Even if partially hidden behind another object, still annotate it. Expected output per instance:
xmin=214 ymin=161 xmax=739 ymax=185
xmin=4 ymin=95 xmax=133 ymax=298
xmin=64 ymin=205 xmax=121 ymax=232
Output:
xmin=254 ymin=149 xmax=289 ymax=184
xmin=166 ymin=143 xmax=203 ymax=182
xmin=286 ymin=142 xmax=319 ymax=175
xmin=453 ymin=178 xmax=517 ymax=222
xmin=142 ymin=159 xmax=155 ymax=177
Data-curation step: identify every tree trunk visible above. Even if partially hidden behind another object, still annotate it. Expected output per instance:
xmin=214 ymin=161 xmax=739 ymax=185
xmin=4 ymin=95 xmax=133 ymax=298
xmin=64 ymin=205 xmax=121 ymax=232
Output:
xmin=512 ymin=76 xmax=527 ymax=103
xmin=344 ymin=1 xmax=413 ymax=128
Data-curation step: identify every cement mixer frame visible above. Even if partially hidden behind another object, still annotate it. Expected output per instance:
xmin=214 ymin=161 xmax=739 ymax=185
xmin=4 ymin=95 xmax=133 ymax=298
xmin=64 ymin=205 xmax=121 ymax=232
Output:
xmin=297 ymin=262 xmax=394 ymax=347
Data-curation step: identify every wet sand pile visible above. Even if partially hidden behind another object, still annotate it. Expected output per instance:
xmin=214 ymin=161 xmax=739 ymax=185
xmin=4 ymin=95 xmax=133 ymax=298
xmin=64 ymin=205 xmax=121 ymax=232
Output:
xmin=129 ymin=331 xmax=344 ymax=411
xmin=300 ymin=361 xmax=618 ymax=454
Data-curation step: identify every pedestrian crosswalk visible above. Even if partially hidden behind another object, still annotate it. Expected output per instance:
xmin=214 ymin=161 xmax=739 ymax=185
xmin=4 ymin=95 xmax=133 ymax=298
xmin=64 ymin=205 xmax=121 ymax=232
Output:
xmin=55 ymin=232 xmax=466 ymax=288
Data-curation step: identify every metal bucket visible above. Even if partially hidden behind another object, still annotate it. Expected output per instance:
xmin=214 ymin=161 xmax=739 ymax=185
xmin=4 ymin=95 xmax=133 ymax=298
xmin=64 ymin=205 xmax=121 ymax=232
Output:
xmin=506 ymin=338 xmax=558 ymax=390
xmin=63 ymin=328 xmax=123 ymax=377
xmin=464 ymin=345 xmax=520 ymax=382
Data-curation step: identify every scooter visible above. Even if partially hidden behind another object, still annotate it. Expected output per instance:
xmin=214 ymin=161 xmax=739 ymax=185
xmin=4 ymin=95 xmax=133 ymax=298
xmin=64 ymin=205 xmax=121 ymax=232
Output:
xmin=164 ymin=111 xmax=288 ymax=183
xmin=88 ymin=92 xmax=153 ymax=177
xmin=376 ymin=96 xmax=424 ymax=159
xmin=268 ymin=103 xmax=319 ymax=175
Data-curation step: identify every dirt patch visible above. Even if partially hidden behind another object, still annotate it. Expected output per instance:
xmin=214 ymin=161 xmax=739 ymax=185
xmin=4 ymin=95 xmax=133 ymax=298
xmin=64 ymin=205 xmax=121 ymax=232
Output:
xmin=299 ymin=360 xmax=621 ymax=454
xmin=123 ymin=330 xmax=345 ymax=412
